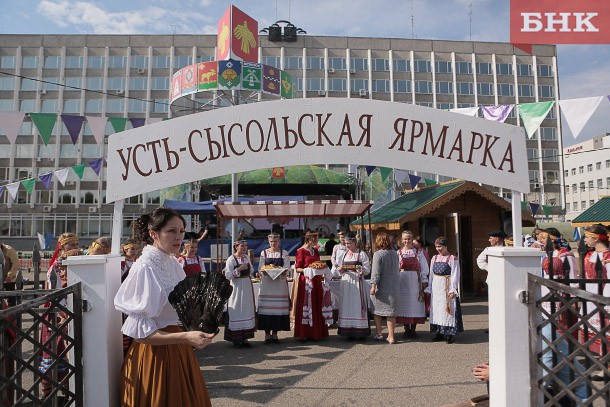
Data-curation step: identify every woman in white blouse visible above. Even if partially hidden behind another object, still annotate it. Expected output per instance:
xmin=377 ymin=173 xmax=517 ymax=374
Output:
xmin=114 ymin=208 xmax=214 ymax=407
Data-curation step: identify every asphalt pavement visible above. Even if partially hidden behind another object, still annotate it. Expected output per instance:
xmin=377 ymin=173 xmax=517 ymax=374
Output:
xmin=197 ymin=299 xmax=490 ymax=407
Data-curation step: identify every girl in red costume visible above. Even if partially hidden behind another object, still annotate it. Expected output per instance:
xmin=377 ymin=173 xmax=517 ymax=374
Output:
xmin=178 ymin=239 xmax=207 ymax=277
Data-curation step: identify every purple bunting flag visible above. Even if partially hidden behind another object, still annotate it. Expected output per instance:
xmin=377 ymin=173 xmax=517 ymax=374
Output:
xmin=481 ymin=105 xmax=514 ymax=123
xmin=529 ymin=202 xmax=540 ymax=216
xmin=61 ymin=115 xmax=85 ymax=145
xmin=88 ymin=158 xmax=104 ymax=176
xmin=408 ymin=174 xmax=421 ymax=190
xmin=38 ymin=172 xmax=54 ymax=190
xmin=129 ymin=118 xmax=146 ymax=128
xmin=0 ymin=185 xmax=4 ymax=199
xmin=364 ymin=166 xmax=376 ymax=176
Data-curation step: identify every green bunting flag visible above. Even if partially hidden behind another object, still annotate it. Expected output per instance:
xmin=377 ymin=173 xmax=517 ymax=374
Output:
xmin=109 ymin=117 xmax=129 ymax=133
xmin=72 ymin=163 xmax=86 ymax=179
xmin=542 ymin=205 xmax=552 ymax=216
xmin=521 ymin=201 xmax=528 ymax=211
xmin=379 ymin=167 xmax=392 ymax=182
xmin=29 ymin=113 xmax=57 ymax=145
xmin=21 ymin=178 xmax=36 ymax=194
xmin=424 ymin=178 xmax=437 ymax=186
xmin=518 ymin=101 xmax=555 ymax=139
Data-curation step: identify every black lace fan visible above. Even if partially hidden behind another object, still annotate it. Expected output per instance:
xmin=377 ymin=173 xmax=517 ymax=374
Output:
xmin=168 ymin=271 xmax=233 ymax=334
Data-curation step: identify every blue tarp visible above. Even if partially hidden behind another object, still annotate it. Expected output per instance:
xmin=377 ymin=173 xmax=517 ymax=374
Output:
xmin=164 ymin=196 xmax=306 ymax=214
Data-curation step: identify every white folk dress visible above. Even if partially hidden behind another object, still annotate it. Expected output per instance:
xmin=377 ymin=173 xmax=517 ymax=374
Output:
xmin=257 ymin=248 xmax=291 ymax=332
xmin=223 ymin=254 xmax=256 ymax=343
xmin=427 ymin=253 xmax=464 ymax=336
xmin=333 ymin=250 xmax=371 ymax=338
xmin=396 ymin=248 xmax=429 ymax=325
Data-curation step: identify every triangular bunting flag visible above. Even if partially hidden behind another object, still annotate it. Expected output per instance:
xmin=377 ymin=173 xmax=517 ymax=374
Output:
xmin=88 ymin=158 xmax=104 ymax=176
xmin=0 ymin=111 xmax=25 ymax=144
xmin=109 ymin=117 xmax=128 ymax=133
xmin=365 ymin=166 xmax=376 ymax=176
xmin=0 ymin=185 xmax=4 ymax=199
xmin=542 ymin=205 xmax=552 ymax=216
xmin=37 ymin=233 xmax=46 ymax=250
xmin=72 ymin=163 xmax=86 ymax=179
xmin=408 ymin=174 xmax=421 ymax=190
xmin=379 ymin=167 xmax=392 ymax=182
xmin=424 ymin=178 xmax=437 ymax=186
xmin=38 ymin=172 xmax=54 ymax=190
xmin=162 ymin=117 xmax=172 ymax=121
xmin=558 ymin=96 xmax=604 ymax=139
xmin=129 ymin=118 xmax=146 ymax=128
xmin=481 ymin=105 xmax=514 ymax=123
xmin=573 ymin=227 xmax=581 ymax=242
xmin=395 ymin=170 xmax=409 ymax=186
xmin=147 ymin=118 xmax=163 ymax=125
xmin=61 ymin=114 xmax=85 ymax=145
xmin=449 ymin=106 xmax=479 ymax=116
xmin=86 ymin=116 xmax=107 ymax=144
xmin=518 ymin=101 xmax=555 ymax=138
xmin=528 ymin=202 xmax=540 ymax=216
xmin=21 ymin=178 xmax=35 ymax=195
xmin=29 ymin=113 xmax=57 ymax=145
xmin=5 ymin=182 xmax=20 ymax=200
xmin=54 ymin=168 xmax=70 ymax=186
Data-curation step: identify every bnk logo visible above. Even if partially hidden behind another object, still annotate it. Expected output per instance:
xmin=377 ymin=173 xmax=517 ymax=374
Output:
xmin=510 ymin=0 xmax=610 ymax=45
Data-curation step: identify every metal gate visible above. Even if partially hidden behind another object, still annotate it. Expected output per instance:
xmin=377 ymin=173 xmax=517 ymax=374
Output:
xmin=1 ymin=284 xmax=83 ymax=406
xmin=528 ymin=273 xmax=610 ymax=406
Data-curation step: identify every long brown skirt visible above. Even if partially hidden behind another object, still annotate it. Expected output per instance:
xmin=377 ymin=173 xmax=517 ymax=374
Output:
xmin=120 ymin=326 xmax=211 ymax=407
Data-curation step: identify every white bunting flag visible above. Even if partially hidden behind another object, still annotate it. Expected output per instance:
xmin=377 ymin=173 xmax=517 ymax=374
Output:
xmin=5 ymin=182 xmax=20 ymax=200
xmin=449 ymin=107 xmax=479 ymax=117
xmin=54 ymin=168 xmax=70 ymax=186
xmin=86 ymin=116 xmax=108 ymax=145
xmin=558 ymin=96 xmax=604 ymax=139
xmin=0 ymin=111 xmax=26 ymax=144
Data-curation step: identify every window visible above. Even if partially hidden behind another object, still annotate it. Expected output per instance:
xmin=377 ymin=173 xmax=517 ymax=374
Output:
xmin=579 ymin=166 xmax=584 ymax=174
xmin=305 ymin=78 xmax=324 ymax=91
xmin=596 ymin=162 xmax=601 ymax=170
xmin=539 ymin=127 xmax=556 ymax=140
xmin=587 ymin=164 xmax=593 ymax=172
xmin=152 ymin=77 xmax=169 ymax=90
xmin=328 ymin=57 xmax=347 ymax=70
xmin=496 ymin=63 xmax=513 ymax=75
xmin=87 ymin=56 xmax=105 ymax=69
xmin=173 ymin=55 xmax=192 ymax=69
xmin=590 ymin=200 xmax=595 ymax=207
xmin=415 ymin=102 xmax=433 ymax=107
xmin=538 ymin=85 xmax=554 ymax=98
xmin=477 ymin=83 xmax=494 ymax=96
xmin=497 ymin=83 xmax=514 ymax=96
xmin=437 ymin=103 xmax=454 ymax=110
xmin=597 ymin=179 xmax=603 ymax=189
xmin=607 ymin=160 xmax=610 ymax=168
xmin=65 ymin=77 xmax=82 ymax=89
xmin=85 ymin=99 xmax=102 ymax=113
xmin=581 ymin=201 xmax=587 ymax=210
xmin=476 ymin=62 xmax=492 ymax=75
xmin=393 ymin=79 xmax=410 ymax=93
xmin=588 ymin=180 xmax=594 ymax=189
xmin=527 ymin=149 xmax=539 ymax=161
xmin=19 ymin=99 xmax=35 ymax=112
xmin=580 ymin=182 xmax=585 ymax=192
xmin=107 ymin=77 xmax=125 ymax=91
xmin=566 ymin=203 xmax=570 ymax=212
xmin=571 ymin=183 xmax=577 ymax=193
xmin=435 ymin=61 xmax=452 ymax=73
xmin=529 ymin=169 xmax=539 ymax=182
xmin=372 ymin=58 xmax=389 ymax=71
xmin=196 ymin=55 xmax=213 ymax=63
xmin=129 ymin=77 xmax=148 ymax=90
xmin=65 ymin=55 xmax=84 ymax=69
xmin=106 ymin=99 xmax=125 ymax=113
xmin=86 ymin=77 xmax=104 ymax=90
xmin=542 ymin=149 xmax=558 ymax=162
xmin=42 ymin=78 xmax=59 ymax=91
xmin=414 ymin=60 xmax=431 ymax=73
xmin=456 ymin=82 xmax=474 ymax=95
xmin=21 ymin=56 xmax=39 ymax=69
xmin=414 ymin=81 xmax=432 ymax=94
xmin=0 ymin=77 xmax=15 ymax=91
xmin=518 ymin=84 xmax=533 ymax=97
xmin=15 ymin=145 xmax=32 ymax=158
xmin=571 ymin=168 xmax=576 ymax=176
xmin=20 ymin=78 xmax=37 ymax=91
xmin=436 ymin=81 xmax=453 ymax=94
xmin=131 ymin=55 xmax=148 ymax=69
xmin=0 ymin=99 xmax=14 ymax=110
xmin=152 ymin=55 xmax=170 ymax=69
xmin=328 ymin=78 xmax=346 ymax=91
xmin=573 ymin=202 xmax=578 ymax=211
xmin=456 ymin=61 xmax=472 ymax=74
xmin=284 ymin=56 xmax=302 ymax=70
xmin=372 ymin=79 xmax=389 ymax=93
xmin=538 ymin=64 xmax=553 ymax=77
xmin=306 ymin=57 xmax=324 ymax=70
xmin=41 ymin=99 xmax=58 ymax=113
xmin=147 ymin=190 xmax=161 ymax=204
xmin=108 ymin=55 xmax=127 ymax=69
xmin=128 ymin=99 xmax=146 ymax=113
xmin=44 ymin=56 xmax=62 ymax=69
xmin=63 ymin=99 xmax=81 ymax=113
xmin=152 ymin=99 xmax=169 ymax=113
xmin=350 ymin=79 xmax=368 ymax=92
xmin=350 ymin=58 xmax=368 ymax=71
xmin=517 ymin=64 xmax=532 ymax=76
xmin=545 ymin=171 xmax=559 ymax=184
xmin=607 ymin=177 xmax=610 ymax=188
xmin=393 ymin=59 xmax=409 ymax=72
xmin=0 ymin=56 xmax=16 ymax=69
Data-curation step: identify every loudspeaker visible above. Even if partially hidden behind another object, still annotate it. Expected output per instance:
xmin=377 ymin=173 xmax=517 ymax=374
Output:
xmin=268 ymin=25 xmax=282 ymax=42
xmin=419 ymin=217 xmax=439 ymax=247
xmin=501 ymin=211 xmax=513 ymax=236
xmin=283 ymin=25 xmax=297 ymax=42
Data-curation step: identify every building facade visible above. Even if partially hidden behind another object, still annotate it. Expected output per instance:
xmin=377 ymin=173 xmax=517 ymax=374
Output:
xmin=563 ymin=133 xmax=610 ymax=222
xmin=0 ymin=34 xmax=563 ymax=241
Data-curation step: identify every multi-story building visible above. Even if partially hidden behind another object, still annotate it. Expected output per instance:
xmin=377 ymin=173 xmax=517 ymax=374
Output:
xmin=0 ymin=34 xmax=563 ymax=243
xmin=563 ymin=133 xmax=610 ymax=222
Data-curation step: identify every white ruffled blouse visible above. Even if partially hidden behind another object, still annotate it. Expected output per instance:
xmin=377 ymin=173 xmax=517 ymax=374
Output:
xmin=114 ymin=245 xmax=185 ymax=339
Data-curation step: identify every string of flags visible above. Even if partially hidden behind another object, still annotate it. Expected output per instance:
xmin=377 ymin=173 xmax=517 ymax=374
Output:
xmin=0 ymin=112 xmax=169 ymax=145
xmin=0 ymin=158 xmax=104 ymax=201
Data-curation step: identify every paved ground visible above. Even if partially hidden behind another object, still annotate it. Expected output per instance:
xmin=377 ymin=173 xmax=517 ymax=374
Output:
xmin=197 ymin=299 xmax=490 ymax=407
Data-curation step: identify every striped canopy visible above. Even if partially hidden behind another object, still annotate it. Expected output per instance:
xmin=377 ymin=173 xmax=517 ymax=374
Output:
xmin=213 ymin=200 xmax=373 ymax=219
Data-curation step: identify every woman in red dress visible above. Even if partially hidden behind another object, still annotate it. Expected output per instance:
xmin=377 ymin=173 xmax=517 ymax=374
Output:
xmin=292 ymin=231 xmax=330 ymax=340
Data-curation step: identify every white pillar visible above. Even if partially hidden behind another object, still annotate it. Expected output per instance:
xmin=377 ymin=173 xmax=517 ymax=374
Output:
xmin=486 ymin=247 xmax=541 ymax=407
xmin=64 ymin=254 xmax=123 ymax=407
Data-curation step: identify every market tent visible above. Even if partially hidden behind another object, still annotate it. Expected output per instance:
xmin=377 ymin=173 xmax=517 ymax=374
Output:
xmin=164 ymin=196 xmax=306 ymax=214
xmin=571 ymin=196 xmax=610 ymax=227
xmin=214 ymin=200 xmax=373 ymax=219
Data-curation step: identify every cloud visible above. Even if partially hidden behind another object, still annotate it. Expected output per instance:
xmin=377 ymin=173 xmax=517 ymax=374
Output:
xmin=37 ymin=0 xmax=213 ymax=34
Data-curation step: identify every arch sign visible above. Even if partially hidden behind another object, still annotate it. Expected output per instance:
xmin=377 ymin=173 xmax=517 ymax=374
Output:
xmin=106 ymin=98 xmax=529 ymax=202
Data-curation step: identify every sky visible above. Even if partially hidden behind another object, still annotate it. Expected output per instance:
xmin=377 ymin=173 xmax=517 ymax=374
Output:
xmin=1 ymin=0 xmax=609 ymax=146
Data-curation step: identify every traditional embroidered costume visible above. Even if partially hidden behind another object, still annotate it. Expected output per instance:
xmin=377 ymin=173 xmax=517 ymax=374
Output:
xmin=178 ymin=255 xmax=207 ymax=277
xmin=395 ymin=248 xmax=429 ymax=326
xmin=582 ymin=249 xmax=610 ymax=355
xmin=333 ymin=249 xmax=371 ymax=338
xmin=257 ymin=248 xmax=291 ymax=334
xmin=223 ymin=253 xmax=257 ymax=344
xmin=428 ymin=253 xmax=463 ymax=338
